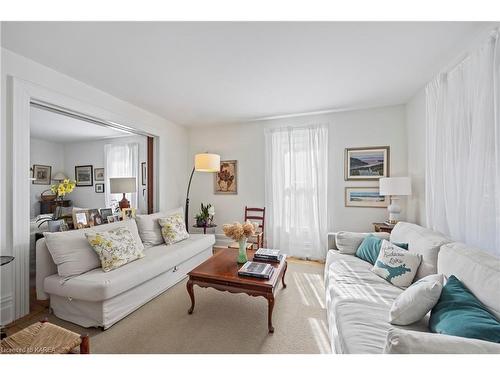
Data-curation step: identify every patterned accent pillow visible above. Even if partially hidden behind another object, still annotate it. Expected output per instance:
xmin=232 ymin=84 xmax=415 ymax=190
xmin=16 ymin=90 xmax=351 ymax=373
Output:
xmin=371 ymin=240 xmax=422 ymax=288
xmin=85 ymin=227 xmax=145 ymax=272
xmin=158 ymin=213 xmax=189 ymax=245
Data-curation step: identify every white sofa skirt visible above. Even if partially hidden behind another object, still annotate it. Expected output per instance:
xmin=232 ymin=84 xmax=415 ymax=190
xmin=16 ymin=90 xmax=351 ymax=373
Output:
xmin=50 ymin=246 xmax=212 ymax=329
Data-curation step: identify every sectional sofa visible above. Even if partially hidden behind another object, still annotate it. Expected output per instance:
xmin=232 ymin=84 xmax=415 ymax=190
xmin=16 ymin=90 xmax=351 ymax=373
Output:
xmin=36 ymin=208 xmax=215 ymax=329
xmin=324 ymin=222 xmax=500 ymax=354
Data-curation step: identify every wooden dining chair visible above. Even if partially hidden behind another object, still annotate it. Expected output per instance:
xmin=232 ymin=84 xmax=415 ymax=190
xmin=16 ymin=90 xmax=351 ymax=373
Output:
xmin=244 ymin=206 xmax=265 ymax=249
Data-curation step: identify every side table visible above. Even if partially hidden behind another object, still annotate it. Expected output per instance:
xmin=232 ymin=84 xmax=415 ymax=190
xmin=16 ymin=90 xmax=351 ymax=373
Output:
xmin=192 ymin=223 xmax=217 ymax=235
xmin=373 ymin=222 xmax=395 ymax=234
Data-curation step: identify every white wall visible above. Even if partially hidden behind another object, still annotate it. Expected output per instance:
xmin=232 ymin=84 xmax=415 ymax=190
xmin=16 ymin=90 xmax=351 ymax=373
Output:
xmin=406 ymin=88 xmax=426 ymax=226
xmin=188 ymin=105 xmax=408 ymax=243
xmin=1 ymin=48 xmax=188 ymax=324
xmin=63 ymin=135 xmax=148 ymax=213
xmin=29 ymin=138 xmax=65 ymax=217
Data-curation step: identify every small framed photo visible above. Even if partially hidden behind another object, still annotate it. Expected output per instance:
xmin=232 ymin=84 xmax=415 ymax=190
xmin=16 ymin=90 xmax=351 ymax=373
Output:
xmin=94 ymin=168 xmax=105 ymax=182
xmin=345 ymin=146 xmax=390 ymax=181
xmin=75 ymin=165 xmax=93 ymax=186
xmin=88 ymin=209 xmax=102 ymax=226
xmin=95 ymin=183 xmax=105 ymax=193
xmin=100 ymin=208 xmax=113 ymax=222
xmin=107 ymin=215 xmax=118 ymax=223
xmin=141 ymin=162 xmax=147 ymax=186
xmin=73 ymin=210 xmax=90 ymax=229
xmin=345 ymin=187 xmax=389 ymax=208
xmin=121 ymin=208 xmax=136 ymax=221
xmin=32 ymin=164 xmax=52 ymax=185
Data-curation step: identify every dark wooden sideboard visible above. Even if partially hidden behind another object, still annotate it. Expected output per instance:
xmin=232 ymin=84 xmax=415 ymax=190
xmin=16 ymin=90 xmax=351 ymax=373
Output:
xmin=39 ymin=200 xmax=72 ymax=214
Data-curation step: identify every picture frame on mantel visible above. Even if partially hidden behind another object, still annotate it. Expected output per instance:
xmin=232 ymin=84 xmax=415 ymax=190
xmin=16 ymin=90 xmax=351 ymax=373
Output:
xmin=345 ymin=146 xmax=390 ymax=181
xmin=214 ymin=160 xmax=237 ymax=194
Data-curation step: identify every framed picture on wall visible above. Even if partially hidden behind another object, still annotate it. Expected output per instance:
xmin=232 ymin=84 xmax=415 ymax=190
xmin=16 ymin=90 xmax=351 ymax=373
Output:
xmin=32 ymin=164 xmax=52 ymax=185
xmin=345 ymin=146 xmax=390 ymax=180
xmin=214 ymin=160 xmax=237 ymax=194
xmin=141 ymin=162 xmax=147 ymax=186
xmin=345 ymin=187 xmax=389 ymax=208
xmin=95 ymin=183 xmax=104 ymax=193
xmin=75 ymin=165 xmax=93 ymax=186
xmin=94 ymin=168 xmax=105 ymax=182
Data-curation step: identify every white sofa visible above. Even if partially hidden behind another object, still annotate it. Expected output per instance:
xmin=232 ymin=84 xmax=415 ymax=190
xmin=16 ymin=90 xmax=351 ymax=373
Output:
xmin=324 ymin=222 xmax=500 ymax=354
xmin=36 ymin=218 xmax=215 ymax=329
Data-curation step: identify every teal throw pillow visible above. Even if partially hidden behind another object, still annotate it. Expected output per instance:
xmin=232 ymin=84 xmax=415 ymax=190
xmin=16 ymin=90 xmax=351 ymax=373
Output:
xmin=355 ymin=234 xmax=408 ymax=265
xmin=429 ymin=275 xmax=500 ymax=343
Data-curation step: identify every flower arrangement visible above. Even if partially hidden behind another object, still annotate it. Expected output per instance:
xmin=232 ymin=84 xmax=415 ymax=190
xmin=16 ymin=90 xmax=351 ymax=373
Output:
xmin=51 ymin=179 xmax=76 ymax=199
xmin=222 ymin=221 xmax=257 ymax=241
xmin=223 ymin=221 xmax=258 ymax=263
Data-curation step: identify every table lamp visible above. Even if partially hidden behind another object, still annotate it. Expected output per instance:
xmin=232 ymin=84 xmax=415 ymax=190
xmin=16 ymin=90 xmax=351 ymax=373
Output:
xmin=110 ymin=177 xmax=137 ymax=209
xmin=185 ymin=153 xmax=220 ymax=231
xmin=379 ymin=177 xmax=412 ymax=224
xmin=52 ymin=172 xmax=68 ymax=182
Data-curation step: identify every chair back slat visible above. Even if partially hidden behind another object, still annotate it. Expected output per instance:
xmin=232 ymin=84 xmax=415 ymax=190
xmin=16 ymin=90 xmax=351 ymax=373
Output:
xmin=244 ymin=206 xmax=266 ymax=248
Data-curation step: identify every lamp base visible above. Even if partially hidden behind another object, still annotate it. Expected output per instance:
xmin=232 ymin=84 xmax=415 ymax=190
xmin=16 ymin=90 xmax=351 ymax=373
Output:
xmin=387 ymin=197 xmax=401 ymax=224
xmin=119 ymin=193 xmax=130 ymax=210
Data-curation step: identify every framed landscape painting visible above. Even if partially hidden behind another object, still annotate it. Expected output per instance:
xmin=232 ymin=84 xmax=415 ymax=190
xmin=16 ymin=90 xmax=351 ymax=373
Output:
xmin=75 ymin=165 xmax=93 ymax=186
xmin=345 ymin=187 xmax=389 ymax=208
xmin=345 ymin=146 xmax=389 ymax=180
xmin=214 ymin=160 xmax=237 ymax=194
xmin=32 ymin=164 xmax=51 ymax=185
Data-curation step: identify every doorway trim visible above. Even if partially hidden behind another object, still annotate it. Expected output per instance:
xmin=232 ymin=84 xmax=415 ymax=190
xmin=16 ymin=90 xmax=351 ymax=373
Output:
xmin=11 ymin=77 xmax=159 ymax=320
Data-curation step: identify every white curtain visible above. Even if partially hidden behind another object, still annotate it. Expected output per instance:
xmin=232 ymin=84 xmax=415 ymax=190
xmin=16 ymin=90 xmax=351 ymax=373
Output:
xmin=104 ymin=143 xmax=139 ymax=209
xmin=426 ymin=30 xmax=500 ymax=256
xmin=264 ymin=125 xmax=328 ymax=260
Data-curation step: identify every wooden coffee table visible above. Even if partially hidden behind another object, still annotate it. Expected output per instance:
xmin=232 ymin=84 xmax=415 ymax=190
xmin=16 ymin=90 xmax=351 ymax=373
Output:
xmin=186 ymin=249 xmax=287 ymax=333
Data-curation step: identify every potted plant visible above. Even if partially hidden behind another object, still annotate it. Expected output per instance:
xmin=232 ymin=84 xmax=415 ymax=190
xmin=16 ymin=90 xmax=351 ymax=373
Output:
xmin=195 ymin=203 xmax=213 ymax=227
xmin=223 ymin=221 xmax=258 ymax=263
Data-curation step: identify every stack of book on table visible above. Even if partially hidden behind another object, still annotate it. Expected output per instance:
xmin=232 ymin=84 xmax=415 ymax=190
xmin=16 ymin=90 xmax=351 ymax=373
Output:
xmin=238 ymin=261 xmax=274 ymax=279
xmin=253 ymin=248 xmax=284 ymax=263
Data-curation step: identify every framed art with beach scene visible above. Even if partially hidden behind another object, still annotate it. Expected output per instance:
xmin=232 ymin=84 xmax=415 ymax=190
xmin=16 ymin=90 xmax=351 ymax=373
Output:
xmin=345 ymin=187 xmax=389 ymax=208
xmin=345 ymin=146 xmax=389 ymax=180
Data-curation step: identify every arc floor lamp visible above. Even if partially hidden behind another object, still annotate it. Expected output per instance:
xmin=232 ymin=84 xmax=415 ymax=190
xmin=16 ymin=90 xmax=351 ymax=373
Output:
xmin=185 ymin=153 xmax=221 ymax=231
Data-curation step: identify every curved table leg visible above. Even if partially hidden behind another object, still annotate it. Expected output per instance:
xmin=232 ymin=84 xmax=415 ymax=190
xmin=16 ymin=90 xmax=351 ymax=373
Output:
xmin=266 ymin=294 xmax=275 ymax=333
xmin=187 ymin=280 xmax=195 ymax=314
xmin=282 ymin=261 xmax=288 ymax=288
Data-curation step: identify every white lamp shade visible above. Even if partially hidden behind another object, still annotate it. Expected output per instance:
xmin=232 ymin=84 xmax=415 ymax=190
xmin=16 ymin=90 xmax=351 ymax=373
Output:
xmin=52 ymin=172 xmax=67 ymax=181
xmin=379 ymin=177 xmax=412 ymax=196
xmin=194 ymin=153 xmax=220 ymax=172
xmin=110 ymin=177 xmax=137 ymax=194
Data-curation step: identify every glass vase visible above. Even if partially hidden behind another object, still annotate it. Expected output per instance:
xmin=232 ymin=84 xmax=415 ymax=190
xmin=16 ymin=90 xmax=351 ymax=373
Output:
xmin=237 ymin=238 xmax=248 ymax=264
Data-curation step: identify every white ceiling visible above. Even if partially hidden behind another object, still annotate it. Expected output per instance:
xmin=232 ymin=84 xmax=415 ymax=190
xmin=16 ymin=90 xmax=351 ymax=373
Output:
xmin=3 ymin=22 xmax=496 ymax=127
xmin=30 ymin=105 xmax=131 ymax=143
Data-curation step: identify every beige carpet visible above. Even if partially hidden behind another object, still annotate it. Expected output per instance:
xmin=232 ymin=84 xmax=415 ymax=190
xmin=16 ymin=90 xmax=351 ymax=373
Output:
xmin=12 ymin=261 xmax=331 ymax=354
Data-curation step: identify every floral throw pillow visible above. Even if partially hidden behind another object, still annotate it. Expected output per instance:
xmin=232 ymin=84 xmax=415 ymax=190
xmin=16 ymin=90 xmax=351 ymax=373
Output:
xmin=85 ymin=227 xmax=145 ymax=272
xmin=158 ymin=213 xmax=189 ymax=245
xmin=371 ymin=240 xmax=422 ymax=288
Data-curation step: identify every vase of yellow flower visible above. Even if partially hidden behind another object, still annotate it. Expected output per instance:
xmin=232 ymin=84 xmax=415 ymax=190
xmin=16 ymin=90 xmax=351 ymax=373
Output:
xmin=223 ymin=221 xmax=258 ymax=264
xmin=51 ymin=179 xmax=76 ymax=201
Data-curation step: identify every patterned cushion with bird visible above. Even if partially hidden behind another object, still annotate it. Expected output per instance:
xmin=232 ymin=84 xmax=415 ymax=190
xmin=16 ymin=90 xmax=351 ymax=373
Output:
xmin=371 ymin=240 xmax=422 ymax=288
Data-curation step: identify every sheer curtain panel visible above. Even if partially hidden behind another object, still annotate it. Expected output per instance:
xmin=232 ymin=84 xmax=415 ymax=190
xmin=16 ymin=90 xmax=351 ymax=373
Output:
xmin=264 ymin=125 xmax=328 ymax=260
xmin=426 ymin=30 xmax=500 ymax=256
xmin=104 ymin=143 xmax=139 ymax=209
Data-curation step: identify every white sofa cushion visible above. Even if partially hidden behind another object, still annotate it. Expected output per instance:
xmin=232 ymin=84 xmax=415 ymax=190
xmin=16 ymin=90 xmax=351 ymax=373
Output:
xmin=335 ymin=231 xmax=390 ymax=254
xmin=390 ymin=222 xmax=451 ymax=280
xmin=390 ymin=274 xmax=443 ymax=325
xmin=324 ymin=250 xmax=429 ymax=353
xmin=44 ymin=234 xmax=215 ymax=301
xmin=438 ymin=242 xmax=500 ymax=320
xmin=44 ymin=219 xmax=143 ymax=278
xmin=135 ymin=207 xmax=183 ymax=247
xmin=384 ymin=327 xmax=500 ymax=354
xmin=372 ymin=240 xmax=422 ymax=288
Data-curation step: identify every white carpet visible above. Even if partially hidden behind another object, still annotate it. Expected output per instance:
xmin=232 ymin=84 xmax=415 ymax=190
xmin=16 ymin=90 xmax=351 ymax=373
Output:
xmin=22 ymin=261 xmax=330 ymax=354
